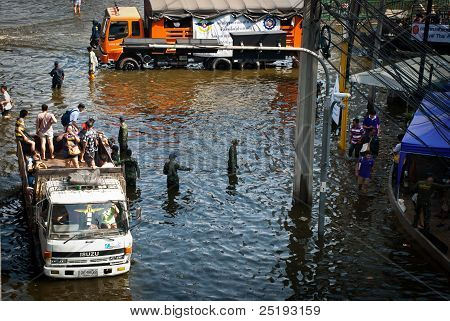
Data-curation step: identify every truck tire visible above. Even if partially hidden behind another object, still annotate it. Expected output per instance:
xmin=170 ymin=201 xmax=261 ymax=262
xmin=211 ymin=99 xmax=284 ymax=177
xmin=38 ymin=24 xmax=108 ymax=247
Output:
xmin=211 ymin=58 xmax=231 ymax=70
xmin=119 ymin=57 xmax=140 ymax=71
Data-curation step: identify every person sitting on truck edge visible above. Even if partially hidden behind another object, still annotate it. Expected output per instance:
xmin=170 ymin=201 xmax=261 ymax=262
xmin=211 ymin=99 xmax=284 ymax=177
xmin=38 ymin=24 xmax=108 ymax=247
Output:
xmin=118 ymin=149 xmax=140 ymax=191
xmin=49 ymin=61 xmax=64 ymax=90
xmin=57 ymin=125 xmax=81 ymax=168
xmin=1 ymin=85 xmax=13 ymax=118
xmin=36 ymin=104 xmax=57 ymax=160
xmin=87 ymin=46 xmax=98 ymax=78
xmin=118 ymin=116 xmax=128 ymax=160
xmin=15 ymin=109 xmax=36 ymax=155
xmin=73 ymin=0 xmax=81 ymax=14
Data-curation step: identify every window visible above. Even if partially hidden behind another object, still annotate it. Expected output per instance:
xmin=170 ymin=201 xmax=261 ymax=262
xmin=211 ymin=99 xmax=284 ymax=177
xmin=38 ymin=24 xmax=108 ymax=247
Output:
xmin=132 ymin=21 xmax=141 ymax=36
xmin=49 ymin=202 xmax=128 ymax=237
xmin=101 ymin=17 xmax=109 ymax=39
xmin=108 ymin=21 xmax=129 ymax=40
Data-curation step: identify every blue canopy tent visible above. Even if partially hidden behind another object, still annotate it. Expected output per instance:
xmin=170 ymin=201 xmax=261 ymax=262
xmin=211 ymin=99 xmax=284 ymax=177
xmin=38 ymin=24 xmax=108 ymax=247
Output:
xmin=396 ymin=90 xmax=450 ymax=197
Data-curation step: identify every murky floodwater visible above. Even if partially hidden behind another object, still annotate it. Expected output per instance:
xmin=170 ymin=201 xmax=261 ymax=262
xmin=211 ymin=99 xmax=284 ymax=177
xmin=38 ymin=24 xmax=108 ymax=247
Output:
xmin=1 ymin=0 xmax=449 ymax=300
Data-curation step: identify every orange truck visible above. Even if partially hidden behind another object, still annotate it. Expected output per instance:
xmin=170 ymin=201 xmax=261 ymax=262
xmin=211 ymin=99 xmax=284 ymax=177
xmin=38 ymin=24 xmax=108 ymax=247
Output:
xmin=98 ymin=0 xmax=303 ymax=70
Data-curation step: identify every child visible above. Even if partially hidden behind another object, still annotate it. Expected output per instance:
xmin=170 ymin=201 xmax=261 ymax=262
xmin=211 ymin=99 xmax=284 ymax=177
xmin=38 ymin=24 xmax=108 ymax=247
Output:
xmin=355 ymin=151 xmax=375 ymax=193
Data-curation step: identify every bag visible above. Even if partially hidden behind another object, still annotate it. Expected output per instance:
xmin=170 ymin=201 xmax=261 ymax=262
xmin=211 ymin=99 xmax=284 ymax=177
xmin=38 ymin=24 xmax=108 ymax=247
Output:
xmin=360 ymin=136 xmax=372 ymax=153
xmin=360 ymin=143 xmax=369 ymax=153
xmin=61 ymin=109 xmax=76 ymax=127
xmin=67 ymin=141 xmax=81 ymax=156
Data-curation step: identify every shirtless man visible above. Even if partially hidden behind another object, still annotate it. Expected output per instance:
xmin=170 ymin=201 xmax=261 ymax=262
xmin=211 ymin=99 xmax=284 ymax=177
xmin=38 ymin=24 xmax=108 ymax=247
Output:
xmin=36 ymin=104 xmax=57 ymax=160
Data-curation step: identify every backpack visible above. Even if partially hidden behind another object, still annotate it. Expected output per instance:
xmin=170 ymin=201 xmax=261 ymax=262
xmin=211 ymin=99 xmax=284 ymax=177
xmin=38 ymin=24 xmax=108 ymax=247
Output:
xmin=61 ymin=109 xmax=76 ymax=127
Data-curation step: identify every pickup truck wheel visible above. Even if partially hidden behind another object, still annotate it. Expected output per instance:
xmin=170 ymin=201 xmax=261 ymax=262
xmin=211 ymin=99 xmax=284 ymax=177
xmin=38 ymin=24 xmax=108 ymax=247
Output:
xmin=119 ymin=57 xmax=140 ymax=71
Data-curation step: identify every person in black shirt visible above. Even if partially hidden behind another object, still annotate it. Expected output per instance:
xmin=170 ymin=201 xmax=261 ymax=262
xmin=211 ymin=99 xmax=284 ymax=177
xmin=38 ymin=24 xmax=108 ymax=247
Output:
xmin=49 ymin=61 xmax=64 ymax=90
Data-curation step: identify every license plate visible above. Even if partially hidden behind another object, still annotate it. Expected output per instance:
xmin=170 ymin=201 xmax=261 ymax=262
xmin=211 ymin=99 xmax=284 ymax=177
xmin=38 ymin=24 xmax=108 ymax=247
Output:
xmin=79 ymin=269 xmax=98 ymax=277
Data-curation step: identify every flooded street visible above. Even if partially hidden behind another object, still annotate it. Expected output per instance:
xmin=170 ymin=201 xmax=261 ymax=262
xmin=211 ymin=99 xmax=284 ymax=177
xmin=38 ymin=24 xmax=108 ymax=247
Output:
xmin=1 ymin=0 xmax=449 ymax=300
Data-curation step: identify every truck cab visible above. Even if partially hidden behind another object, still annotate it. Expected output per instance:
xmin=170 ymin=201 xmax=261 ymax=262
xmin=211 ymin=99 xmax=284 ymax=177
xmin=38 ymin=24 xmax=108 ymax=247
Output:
xmin=99 ymin=6 xmax=144 ymax=65
xmin=36 ymin=177 xmax=136 ymax=278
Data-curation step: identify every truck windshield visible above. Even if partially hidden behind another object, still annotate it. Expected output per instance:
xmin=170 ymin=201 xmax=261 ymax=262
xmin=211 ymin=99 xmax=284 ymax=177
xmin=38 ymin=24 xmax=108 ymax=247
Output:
xmin=108 ymin=21 xmax=129 ymax=40
xmin=50 ymin=202 xmax=129 ymax=237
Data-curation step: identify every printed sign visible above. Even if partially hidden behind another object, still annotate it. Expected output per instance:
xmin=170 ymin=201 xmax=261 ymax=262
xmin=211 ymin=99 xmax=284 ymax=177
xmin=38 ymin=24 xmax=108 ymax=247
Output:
xmin=331 ymin=77 xmax=341 ymax=126
xmin=193 ymin=14 xmax=281 ymax=57
xmin=411 ymin=23 xmax=450 ymax=43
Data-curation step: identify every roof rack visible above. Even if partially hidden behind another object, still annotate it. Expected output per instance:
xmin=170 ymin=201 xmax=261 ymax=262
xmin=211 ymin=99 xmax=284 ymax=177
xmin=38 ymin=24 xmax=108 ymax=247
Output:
xmin=45 ymin=177 xmax=123 ymax=195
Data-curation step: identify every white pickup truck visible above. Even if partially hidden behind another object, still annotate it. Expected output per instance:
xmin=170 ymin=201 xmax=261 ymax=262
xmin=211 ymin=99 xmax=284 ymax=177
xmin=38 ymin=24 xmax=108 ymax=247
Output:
xmin=17 ymin=137 xmax=141 ymax=279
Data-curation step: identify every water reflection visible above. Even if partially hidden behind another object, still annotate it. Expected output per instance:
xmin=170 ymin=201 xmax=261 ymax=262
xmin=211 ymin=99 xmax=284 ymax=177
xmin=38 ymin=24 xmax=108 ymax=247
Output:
xmin=1 ymin=0 xmax=450 ymax=299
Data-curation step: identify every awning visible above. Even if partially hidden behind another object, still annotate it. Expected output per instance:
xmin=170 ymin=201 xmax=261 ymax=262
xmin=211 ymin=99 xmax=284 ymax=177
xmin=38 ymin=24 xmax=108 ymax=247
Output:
xmin=396 ymin=89 xmax=450 ymax=192
xmin=144 ymin=0 xmax=304 ymax=21
xmin=350 ymin=55 xmax=450 ymax=91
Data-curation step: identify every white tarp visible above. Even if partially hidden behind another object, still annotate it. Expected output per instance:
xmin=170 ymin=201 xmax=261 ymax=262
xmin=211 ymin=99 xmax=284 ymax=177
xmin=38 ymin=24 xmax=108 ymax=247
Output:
xmin=349 ymin=55 xmax=450 ymax=91
xmin=411 ymin=23 xmax=450 ymax=43
xmin=193 ymin=14 xmax=281 ymax=57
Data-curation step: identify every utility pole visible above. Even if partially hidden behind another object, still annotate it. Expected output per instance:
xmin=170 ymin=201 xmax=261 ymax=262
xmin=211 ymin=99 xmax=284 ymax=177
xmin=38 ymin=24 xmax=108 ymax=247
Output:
xmin=293 ymin=0 xmax=321 ymax=205
xmin=367 ymin=0 xmax=386 ymax=110
xmin=338 ymin=0 xmax=361 ymax=151
xmin=418 ymin=0 xmax=433 ymax=89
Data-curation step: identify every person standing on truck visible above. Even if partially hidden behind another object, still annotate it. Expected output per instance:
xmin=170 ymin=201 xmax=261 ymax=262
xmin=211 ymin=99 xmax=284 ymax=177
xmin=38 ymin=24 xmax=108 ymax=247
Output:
xmin=61 ymin=103 xmax=86 ymax=132
xmin=118 ymin=116 xmax=128 ymax=160
xmin=82 ymin=120 xmax=98 ymax=168
xmin=49 ymin=61 xmax=64 ymax=90
xmin=1 ymin=85 xmax=13 ymax=118
xmin=73 ymin=0 xmax=81 ymax=14
xmin=87 ymin=46 xmax=98 ymax=80
xmin=15 ymin=109 xmax=36 ymax=155
xmin=36 ymin=104 xmax=57 ymax=160
xmin=118 ymin=149 xmax=140 ymax=191
xmin=163 ymin=152 xmax=191 ymax=192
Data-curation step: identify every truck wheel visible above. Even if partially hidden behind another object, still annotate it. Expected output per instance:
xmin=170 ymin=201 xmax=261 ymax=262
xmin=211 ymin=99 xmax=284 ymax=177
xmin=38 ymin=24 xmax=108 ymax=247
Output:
xmin=119 ymin=57 xmax=140 ymax=71
xmin=211 ymin=58 xmax=231 ymax=70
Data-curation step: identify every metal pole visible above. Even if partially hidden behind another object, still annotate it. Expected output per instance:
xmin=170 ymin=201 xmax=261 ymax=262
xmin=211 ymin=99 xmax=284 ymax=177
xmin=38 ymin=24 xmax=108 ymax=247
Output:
xmin=293 ymin=0 xmax=321 ymax=205
xmin=318 ymin=99 xmax=334 ymax=237
xmin=418 ymin=0 xmax=433 ymax=88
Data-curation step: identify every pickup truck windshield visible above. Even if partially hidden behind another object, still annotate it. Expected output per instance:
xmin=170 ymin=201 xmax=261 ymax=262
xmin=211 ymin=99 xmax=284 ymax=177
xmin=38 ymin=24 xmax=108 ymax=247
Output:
xmin=50 ymin=202 xmax=128 ymax=236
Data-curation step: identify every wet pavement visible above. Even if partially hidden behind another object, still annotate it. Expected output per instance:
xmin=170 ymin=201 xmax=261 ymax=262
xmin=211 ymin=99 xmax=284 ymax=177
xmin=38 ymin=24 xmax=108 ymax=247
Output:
xmin=1 ymin=0 xmax=449 ymax=300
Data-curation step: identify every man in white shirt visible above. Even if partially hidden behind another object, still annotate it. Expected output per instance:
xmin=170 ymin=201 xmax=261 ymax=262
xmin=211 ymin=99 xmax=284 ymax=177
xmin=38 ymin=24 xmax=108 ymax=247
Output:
xmin=36 ymin=104 xmax=57 ymax=160
xmin=1 ymin=85 xmax=13 ymax=118
xmin=87 ymin=46 xmax=98 ymax=78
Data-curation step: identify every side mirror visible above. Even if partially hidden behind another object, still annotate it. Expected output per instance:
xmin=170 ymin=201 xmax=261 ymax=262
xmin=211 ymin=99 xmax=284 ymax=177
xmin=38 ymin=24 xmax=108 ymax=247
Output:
xmin=135 ymin=207 xmax=142 ymax=220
